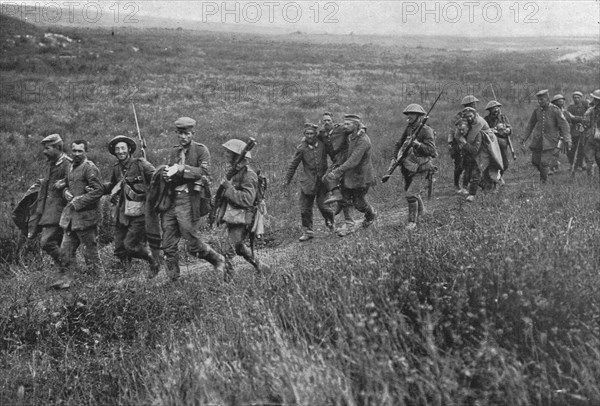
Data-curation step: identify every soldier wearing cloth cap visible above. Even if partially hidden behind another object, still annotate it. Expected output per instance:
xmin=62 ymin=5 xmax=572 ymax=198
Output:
xmin=161 ymin=117 xmax=225 ymax=281
xmin=567 ymin=91 xmax=590 ymax=171
xmin=50 ymin=140 xmax=105 ymax=289
xmin=484 ymin=100 xmax=512 ymax=183
xmin=583 ymin=90 xmax=600 ymax=180
xmin=549 ymin=94 xmax=572 ymax=174
xmin=448 ymin=95 xmax=479 ymax=194
xmin=104 ymin=135 xmax=159 ymax=277
xmin=317 ymin=112 xmax=355 ymax=234
xmin=28 ymin=134 xmax=72 ymax=267
xmin=523 ymin=89 xmax=571 ymax=183
xmin=323 ymin=114 xmax=377 ymax=233
xmin=285 ymin=123 xmax=335 ymax=241
xmin=217 ymin=139 xmax=269 ymax=280
xmin=395 ymin=104 xmax=438 ymax=230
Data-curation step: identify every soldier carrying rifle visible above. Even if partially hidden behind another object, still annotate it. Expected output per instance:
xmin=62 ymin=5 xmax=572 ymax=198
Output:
xmin=392 ymin=103 xmax=438 ymax=230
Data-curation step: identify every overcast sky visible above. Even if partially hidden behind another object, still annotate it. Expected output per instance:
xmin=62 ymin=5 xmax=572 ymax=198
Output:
xmin=5 ymin=0 xmax=600 ymax=37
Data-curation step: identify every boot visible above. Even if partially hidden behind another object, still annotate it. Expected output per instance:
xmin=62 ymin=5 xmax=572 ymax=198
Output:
xmin=203 ymin=248 xmax=226 ymax=274
xmin=147 ymin=254 xmax=160 ymax=280
xmin=165 ymin=259 xmax=180 ymax=282
xmin=323 ymin=188 xmax=344 ymax=205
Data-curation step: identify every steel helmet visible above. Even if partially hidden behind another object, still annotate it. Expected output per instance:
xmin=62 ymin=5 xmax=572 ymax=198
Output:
xmin=590 ymin=89 xmax=600 ymax=100
xmin=403 ymin=103 xmax=426 ymax=115
xmin=485 ymin=100 xmax=502 ymax=110
xmin=461 ymin=95 xmax=479 ymax=105
xmin=222 ymin=139 xmax=251 ymax=158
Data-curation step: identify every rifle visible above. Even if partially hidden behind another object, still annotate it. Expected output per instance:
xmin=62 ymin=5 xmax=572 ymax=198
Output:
xmin=507 ymin=133 xmax=517 ymax=160
xmin=132 ymin=102 xmax=147 ymax=160
xmin=208 ymin=138 xmax=257 ymax=228
xmin=570 ymin=135 xmax=582 ymax=175
xmin=382 ymin=90 xmax=444 ymax=183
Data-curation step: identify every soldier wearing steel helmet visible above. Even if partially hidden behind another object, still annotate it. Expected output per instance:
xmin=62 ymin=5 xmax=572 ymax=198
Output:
xmin=394 ymin=103 xmax=438 ymax=230
xmin=103 ymin=135 xmax=159 ymax=278
xmin=583 ymin=89 xmax=600 ymax=180
xmin=484 ymin=100 xmax=512 ymax=184
xmin=217 ymin=139 xmax=269 ymax=280
xmin=161 ymin=117 xmax=225 ymax=282
xmin=567 ymin=91 xmax=590 ymax=171
xmin=448 ymin=95 xmax=479 ymax=194
xmin=523 ymin=90 xmax=571 ymax=183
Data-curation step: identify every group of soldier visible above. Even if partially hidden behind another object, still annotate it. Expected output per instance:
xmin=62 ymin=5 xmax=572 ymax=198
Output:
xmin=20 ymin=88 xmax=600 ymax=289
xmin=446 ymin=89 xmax=600 ymax=201
xmin=24 ymin=118 xmax=268 ymax=289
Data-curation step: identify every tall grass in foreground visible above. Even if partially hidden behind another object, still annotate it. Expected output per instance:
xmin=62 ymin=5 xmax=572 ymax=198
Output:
xmin=1 ymin=180 xmax=598 ymax=405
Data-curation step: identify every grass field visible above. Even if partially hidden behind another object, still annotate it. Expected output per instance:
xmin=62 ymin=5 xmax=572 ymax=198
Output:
xmin=1 ymin=12 xmax=599 ymax=406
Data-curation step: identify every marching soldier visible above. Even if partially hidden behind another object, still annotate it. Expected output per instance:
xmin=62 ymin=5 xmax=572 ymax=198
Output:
xmin=567 ymin=91 xmax=590 ymax=171
xmin=484 ymin=100 xmax=512 ymax=184
xmin=449 ymin=95 xmax=479 ymax=194
xmin=104 ymin=135 xmax=159 ymax=278
xmin=550 ymin=94 xmax=572 ymax=174
xmin=49 ymin=140 xmax=105 ymax=289
xmin=161 ymin=117 xmax=225 ymax=282
xmin=322 ymin=114 xmax=377 ymax=234
xmin=395 ymin=104 xmax=437 ymax=230
xmin=285 ymin=123 xmax=335 ymax=241
xmin=217 ymin=139 xmax=269 ymax=280
xmin=583 ymin=89 xmax=600 ymax=180
xmin=523 ymin=89 xmax=571 ymax=183
xmin=30 ymin=134 xmax=72 ymax=267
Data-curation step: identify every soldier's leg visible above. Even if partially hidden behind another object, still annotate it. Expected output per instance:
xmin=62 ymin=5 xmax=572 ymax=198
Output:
xmin=349 ymin=188 xmax=376 ymax=227
xmin=539 ymin=150 xmax=555 ymax=183
xmin=467 ymin=161 xmax=481 ymax=199
xmin=584 ymin=141 xmax=595 ymax=176
xmin=161 ymin=206 xmax=181 ymax=281
xmin=299 ymin=191 xmax=316 ymax=238
xmin=567 ymin=136 xmax=577 ymax=165
xmin=499 ymin=141 xmax=509 ymax=176
xmin=40 ymin=225 xmax=63 ymax=267
xmin=52 ymin=230 xmax=80 ymax=288
xmin=531 ymin=150 xmax=542 ymax=178
xmin=123 ymin=217 xmax=159 ymax=277
xmin=78 ymin=227 xmax=103 ymax=277
xmin=405 ymin=172 xmax=425 ymax=227
xmin=113 ymin=222 xmax=130 ymax=269
xmin=175 ymin=197 xmax=224 ymax=273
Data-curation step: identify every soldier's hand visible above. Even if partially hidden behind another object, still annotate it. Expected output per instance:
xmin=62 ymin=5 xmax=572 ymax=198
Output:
xmin=176 ymin=164 xmax=185 ymax=173
xmin=220 ymin=179 xmax=232 ymax=190
xmin=52 ymin=179 xmax=66 ymax=191
xmin=64 ymin=189 xmax=74 ymax=202
xmin=110 ymin=193 xmax=119 ymax=204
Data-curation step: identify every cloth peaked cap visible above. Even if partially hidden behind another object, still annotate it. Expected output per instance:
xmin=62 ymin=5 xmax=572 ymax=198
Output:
xmin=41 ymin=133 xmax=62 ymax=145
xmin=108 ymin=135 xmax=137 ymax=155
xmin=222 ymin=139 xmax=251 ymax=159
xmin=551 ymin=94 xmax=565 ymax=103
xmin=174 ymin=117 xmax=196 ymax=131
